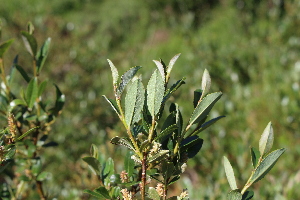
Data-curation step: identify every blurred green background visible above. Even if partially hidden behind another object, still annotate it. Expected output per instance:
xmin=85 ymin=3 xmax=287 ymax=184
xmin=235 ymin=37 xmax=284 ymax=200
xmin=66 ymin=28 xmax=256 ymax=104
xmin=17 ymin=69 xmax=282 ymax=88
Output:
xmin=0 ymin=0 xmax=299 ymax=199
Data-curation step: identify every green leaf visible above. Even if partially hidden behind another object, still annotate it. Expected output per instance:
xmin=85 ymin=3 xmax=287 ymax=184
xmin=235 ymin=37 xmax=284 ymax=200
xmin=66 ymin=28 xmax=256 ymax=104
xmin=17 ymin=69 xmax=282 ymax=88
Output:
xmin=50 ymin=84 xmax=65 ymax=116
xmin=102 ymin=95 xmax=120 ymax=116
xmin=15 ymin=64 xmax=31 ymax=82
xmin=192 ymin=116 xmax=225 ymax=136
xmin=223 ymin=156 xmax=238 ymax=190
xmin=102 ymin=158 xmax=115 ymax=183
xmin=27 ymin=21 xmax=35 ymax=34
xmin=21 ymin=31 xmax=37 ymax=57
xmin=107 ymin=59 xmax=119 ymax=85
xmin=94 ymin=187 xmax=111 ymax=199
xmin=82 ymin=156 xmax=102 ymax=175
xmin=147 ymin=69 xmax=165 ymax=117
xmin=148 ymin=187 xmax=161 ymax=200
xmin=90 ymin=144 xmax=99 ymax=159
xmin=188 ymin=92 xmax=222 ymax=128
xmin=36 ymin=171 xmax=50 ymax=181
xmin=259 ymin=122 xmax=274 ymax=156
xmin=0 ymin=39 xmax=14 ymax=58
xmin=168 ymin=175 xmax=180 ymax=185
xmin=148 ymin=150 xmax=169 ymax=163
xmin=201 ymin=69 xmax=211 ymax=98
xmin=110 ymin=136 xmax=135 ymax=151
xmin=156 ymin=124 xmax=177 ymax=141
xmin=26 ymin=77 xmax=38 ymax=108
xmin=180 ymin=136 xmax=203 ymax=158
xmin=242 ymin=191 xmax=254 ymax=200
xmin=163 ymin=78 xmax=186 ymax=103
xmin=31 ymin=158 xmax=42 ymax=176
xmin=117 ymin=66 xmax=141 ymax=97
xmin=250 ymin=148 xmax=286 ymax=184
xmin=193 ymin=89 xmax=202 ymax=108
xmin=166 ymin=53 xmax=181 ymax=81
xmin=38 ymin=80 xmax=48 ymax=97
xmin=83 ymin=189 xmax=107 ymax=199
xmin=250 ymin=147 xmax=260 ymax=168
xmin=227 ymin=189 xmax=242 ymax=200
xmin=36 ymin=37 xmax=51 ymax=73
xmin=17 ymin=127 xmax=38 ymax=140
xmin=161 ymin=161 xmax=175 ymax=179
xmin=124 ymin=151 xmax=135 ymax=177
xmin=8 ymin=99 xmax=26 ymax=112
xmin=125 ymin=78 xmax=144 ymax=126
xmin=153 ymin=60 xmax=165 ymax=80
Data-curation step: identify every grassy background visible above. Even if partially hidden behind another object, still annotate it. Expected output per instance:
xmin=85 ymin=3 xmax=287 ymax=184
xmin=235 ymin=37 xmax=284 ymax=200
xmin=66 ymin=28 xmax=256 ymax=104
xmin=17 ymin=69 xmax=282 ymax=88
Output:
xmin=1 ymin=0 xmax=300 ymax=199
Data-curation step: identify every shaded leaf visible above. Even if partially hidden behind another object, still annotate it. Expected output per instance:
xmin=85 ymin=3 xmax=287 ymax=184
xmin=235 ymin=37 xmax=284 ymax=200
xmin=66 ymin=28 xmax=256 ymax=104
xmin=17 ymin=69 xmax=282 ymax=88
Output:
xmin=21 ymin=31 xmax=37 ymax=57
xmin=31 ymin=157 xmax=42 ymax=176
xmin=107 ymin=59 xmax=119 ymax=85
xmin=82 ymin=156 xmax=101 ymax=175
xmin=36 ymin=37 xmax=51 ymax=73
xmin=192 ymin=116 xmax=225 ymax=136
xmin=0 ymin=39 xmax=14 ymax=58
xmin=38 ymin=80 xmax=48 ymax=97
xmin=148 ymin=187 xmax=161 ymax=200
xmin=227 ymin=189 xmax=242 ymax=200
xmin=124 ymin=151 xmax=135 ymax=177
xmin=259 ymin=122 xmax=274 ymax=156
xmin=250 ymin=147 xmax=260 ymax=168
xmin=26 ymin=77 xmax=38 ymax=108
xmin=168 ymin=175 xmax=181 ymax=186
xmin=50 ymin=84 xmax=65 ymax=116
xmin=250 ymin=148 xmax=286 ymax=184
xmin=242 ymin=191 xmax=254 ymax=200
xmin=102 ymin=95 xmax=120 ymax=116
xmin=9 ymin=99 xmax=26 ymax=112
xmin=181 ymin=136 xmax=203 ymax=158
xmin=84 ymin=189 xmax=108 ymax=199
xmin=15 ymin=64 xmax=31 ymax=82
xmin=90 ymin=144 xmax=99 ymax=159
xmin=193 ymin=89 xmax=202 ymax=108
xmin=147 ymin=69 xmax=165 ymax=117
xmin=36 ymin=171 xmax=50 ymax=181
xmin=163 ymin=78 xmax=186 ymax=103
xmin=148 ymin=150 xmax=169 ymax=163
xmin=161 ymin=161 xmax=175 ymax=179
xmin=117 ymin=66 xmax=141 ymax=97
xmin=155 ymin=124 xmax=177 ymax=141
xmin=17 ymin=127 xmax=38 ymax=140
xmin=223 ymin=156 xmax=238 ymax=190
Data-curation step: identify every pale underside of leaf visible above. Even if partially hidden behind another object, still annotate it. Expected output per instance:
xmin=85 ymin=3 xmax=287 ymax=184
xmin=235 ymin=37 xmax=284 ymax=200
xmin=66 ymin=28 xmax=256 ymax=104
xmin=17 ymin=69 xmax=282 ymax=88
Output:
xmin=201 ymin=69 xmax=211 ymax=98
xmin=167 ymin=53 xmax=181 ymax=75
xmin=259 ymin=122 xmax=274 ymax=156
xmin=153 ymin=60 xmax=165 ymax=81
xmin=117 ymin=66 xmax=141 ymax=97
xmin=223 ymin=156 xmax=238 ymax=190
xmin=227 ymin=190 xmax=242 ymax=200
xmin=107 ymin=59 xmax=119 ymax=85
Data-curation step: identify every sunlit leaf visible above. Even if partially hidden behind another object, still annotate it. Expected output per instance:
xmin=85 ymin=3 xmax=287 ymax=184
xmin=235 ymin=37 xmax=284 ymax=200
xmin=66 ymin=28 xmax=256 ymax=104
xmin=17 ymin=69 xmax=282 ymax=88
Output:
xmin=166 ymin=53 xmax=181 ymax=81
xmin=26 ymin=77 xmax=38 ymax=108
xmin=259 ymin=122 xmax=274 ymax=156
xmin=250 ymin=147 xmax=260 ymax=168
xmin=21 ymin=31 xmax=37 ymax=57
xmin=82 ymin=156 xmax=101 ymax=175
xmin=153 ymin=60 xmax=165 ymax=80
xmin=223 ymin=156 xmax=238 ymax=190
xmin=227 ymin=189 xmax=242 ymax=200
xmin=107 ymin=59 xmax=119 ymax=85
xmin=201 ymin=69 xmax=211 ymax=99
xmin=148 ymin=187 xmax=161 ymax=200
xmin=117 ymin=66 xmax=141 ymax=97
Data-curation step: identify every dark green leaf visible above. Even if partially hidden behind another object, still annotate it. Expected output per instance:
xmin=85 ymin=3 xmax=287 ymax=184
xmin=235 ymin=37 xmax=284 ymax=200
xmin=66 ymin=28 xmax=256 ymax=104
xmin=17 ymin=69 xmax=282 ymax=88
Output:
xmin=38 ymin=80 xmax=48 ymax=97
xmin=26 ymin=77 xmax=38 ymax=108
xmin=117 ymin=66 xmax=141 ymax=97
xmin=250 ymin=147 xmax=260 ymax=168
xmin=163 ymin=78 xmax=186 ymax=103
xmin=250 ymin=148 xmax=286 ymax=184
xmin=36 ymin=38 xmax=51 ymax=73
xmin=15 ymin=64 xmax=31 ymax=82
xmin=168 ymin=175 xmax=180 ymax=185
xmin=102 ymin=95 xmax=120 ymax=116
xmin=82 ymin=156 xmax=102 ymax=175
xmin=192 ymin=116 xmax=225 ymax=136
xmin=50 ymin=84 xmax=65 ymax=116
xmin=124 ymin=151 xmax=135 ymax=177
xmin=155 ymin=124 xmax=177 ymax=142
xmin=161 ymin=161 xmax=175 ymax=179
xmin=193 ymin=89 xmax=202 ymax=108
xmin=83 ymin=189 xmax=107 ymax=199
xmin=223 ymin=156 xmax=238 ymax=190
xmin=102 ymin=157 xmax=115 ymax=178
xmin=8 ymin=99 xmax=26 ymax=112
xmin=227 ymin=189 xmax=242 ymax=200
xmin=21 ymin=31 xmax=37 ymax=57
xmin=148 ymin=150 xmax=169 ymax=163
xmin=181 ymin=136 xmax=203 ymax=158
xmin=242 ymin=191 xmax=254 ymax=200
xmin=147 ymin=69 xmax=165 ymax=117
xmin=0 ymin=39 xmax=14 ymax=58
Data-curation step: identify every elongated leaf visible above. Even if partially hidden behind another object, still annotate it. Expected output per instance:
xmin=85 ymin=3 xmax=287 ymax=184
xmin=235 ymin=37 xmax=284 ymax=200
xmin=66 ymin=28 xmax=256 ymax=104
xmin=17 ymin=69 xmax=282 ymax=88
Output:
xmin=161 ymin=161 xmax=175 ymax=179
xmin=168 ymin=175 xmax=180 ymax=185
xmin=223 ymin=156 xmax=238 ymax=190
xmin=38 ymin=80 xmax=47 ymax=97
xmin=192 ymin=116 xmax=225 ymax=136
xmin=148 ymin=187 xmax=161 ymax=200
xmin=124 ymin=151 xmax=135 ymax=177
xmin=102 ymin=158 xmax=115 ymax=179
xmin=250 ymin=148 xmax=286 ymax=184
xmin=193 ymin=89 xmax=202 ymax=108
xmin=17 ymin=127 xmax=38 ymax=140
xmin=36 ymin=171 xmax=50 ymax=181
xmin=148 ymin=150 xmax=169 ymax=163
xmin=15 ymin=65 xmax=31 ymax=82
xmin=36 ymin=38 xmax=51 ymax=73
xmin=163 ymin=78 xmax=186 ymax=103
xmin=156 ymin=124 xmax=177 ymax=141
xmin=21 ymin=31 xmax=37 ymax=57
xmin=83 ymin=189 xmax=107 ymax=199
xmin=153 ymin=60 xmax=165 ymax=80
xmin=166 ymin=53 xmax=181 ymax=80
xmin=259 ymin=122 xmax=274 ymax=156
xmin=250 ymin=147 xmax=260 ymax=168
xmin=181 ymin=136 xmax=203 ymax=158
xmin=9 ymin=99 xmax=26 ymax=111
xmin=102 ymin=95 xmax=120 ymax=115
xmin=110 ymin=136 xmax=135 ymax=151
xmin=125 ymin=78 xmax=144 ymax=126
xmin=107 ymin=59 xmax=119 ymax=85
xmin=147 ymin=69 xmax=165 ymax=117
xmin=26 ymin=77 xmax=38 ymax=108
xmin=0 ymin=39 xmax=14 ymax=57
xmin=90 ymin=144 xmax=99 ymax=159
xmin=227 ymin=190 xmax=242 ymax=200
xmin=242 ymin=191 xmax=254 ymax=200
xmin=31 ymin=158 xmax=42 ymax=176
xmin=188 ymin=92 xmax=222 ymax=127
xmin=94 ymin=187 xmax=111 ymax=199
xmin=50 ymin=84 xmax=65 ymax=116
xmin=82 ymin=156 xmax=102 ymax=175
xmin=201 ymin=69 xmax=211 ymax=98
xmin=117 ymin=66 xmax=141 ymax=97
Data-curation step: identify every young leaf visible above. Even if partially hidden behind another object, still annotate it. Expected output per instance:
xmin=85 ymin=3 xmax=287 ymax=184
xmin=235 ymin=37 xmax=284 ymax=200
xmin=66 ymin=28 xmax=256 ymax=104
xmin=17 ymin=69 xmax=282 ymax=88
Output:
xmin=0 ymin=39 xmax=14 ymax=58
xmin=242 ymin=191 xmax=254 ymax=200
xmin=148 ymin=187 xmax=161 ymax=200
xmin=36 ymin=37 xmax=51 ymax=73
xmin=102 ymin=158 xmax=115 ymax=178
xmin=15 ymin=64 xmax=31 ymax=82
xmin=187 ymin=92 xmax=222 ymax=128
xmin=90 ymin=144 xmax=99 ymax=159
xmin=153 ymin=60 xmax=165 ymax=80
xmin=259 ymin=122 xmax=274 ymax=156
xmin=163 ymin=78 xmax=186 ymax=103
xmin=201 ymin=69 xmax=211 ymax=98
xmin=102 ymin=95 xmax=120 ymax=116
xmin=124 ymin=151 xmax=135 ymax=177
xmin=147 ymin=69 xmax=165 ymax=117
xmin=166 ymin=53 xmax=181 ymax=81
xmin=21 ymin=31 xmax=37 ymax=57
xmin=26 ymin=77 xmax=38 ymax=108
xmin=250 ymin=147 xmax=260 ymax=168
xmin=192 ymin=116 xmax=225 ymax=136
xmin=50 ymin=84 xmax=65 ymax=116
xmin=82 ymin=156 xmax=102 ymax=175
xmin=249 ymin=148 xmax=286 ymax=184
xmin=110 ymin=136 xmax=135 ymax=151
xmin=223 ymin=156 xmax=238 ymax=190
xmin=117 ymin=66 xmax=141 ymax=97
xmin=38 ymin=80 xmax=48 ymax=97
xmin=125 ymin=78 xmax=144 ymax=126
xmin=107 ymin=59 xmax=119 ymax=85
xmin=227 ymin=189 xmax=242 ymax=200
xmin=8 ymin=99 xmax=26 ymax=112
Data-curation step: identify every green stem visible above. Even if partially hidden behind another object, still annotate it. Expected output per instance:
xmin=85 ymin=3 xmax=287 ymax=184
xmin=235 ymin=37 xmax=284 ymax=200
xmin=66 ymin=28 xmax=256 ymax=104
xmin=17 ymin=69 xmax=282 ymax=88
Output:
xmin=148 ymin=118 xmax=156 ymax=142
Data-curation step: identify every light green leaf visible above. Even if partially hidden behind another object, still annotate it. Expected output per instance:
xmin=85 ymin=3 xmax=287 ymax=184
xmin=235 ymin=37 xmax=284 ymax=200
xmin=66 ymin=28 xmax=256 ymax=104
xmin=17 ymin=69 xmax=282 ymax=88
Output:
xmin=107 ymin=59 xmax=119 ymax=85
xmin=147 ymin=69 xmax=165 ymax=117
xmin=163 ymin=78 xmax=186 ymax=103
xmin=223 ymin=156 xmax=238 ymax=190
xmin=17 ymin=127 xmax=38 ymax=140
xmin=125 ymin=78 xmax=144 ymax=126
xmin=0 ymin=39 xmax=14 ymax=58
xmin=26 ymin=77 xmax=38 ymax=108
xmin=250 ymin=147 xmax=260 ymax=168
xmin=82 ymin=156 xmax=102 ymax=175
xmin=117 ymin=66 xmax=141 ymax=97
xmin=36 ymin=171 xmax=50 ymax=181
xmin=188 ymin=92 xmax=222 ymax=128
xmin=9 ymin=99 xmax=26 ymax=112
xmin=250 ymin=148 xmax=286 ymax=184
xmin=259 ymin=122 xmax=274 ymax=156
xmin=124 ymin=151 xmax=135 ymax=177
xmin=153 ymin=60 xmax=165 ymax=80
xmin=36 ymin=38 xmax=51 ymax=73
xmin=148 ymin=150 xmax=169 ymax=163
xmin=102 ymin=157 xmax=114 ymax=178
xmin=166 ymin=53 xmax=181 ymax=81
xmin=102 ymin=95 xmax=120 ymax=116
xmin=110 ymin=136 xmax=135 ymax=151
xmin=38 ymin=80 xmax=48 ymax=97
xmin=148 ymin=187 xmax=161 ymax=200
xmin=201 ymin=69 xmax=211 ymax=98
xmin=21 ymin=31 xmax=37 ymax=57
xmin=227 ymin=189 xmax=242 ymax=200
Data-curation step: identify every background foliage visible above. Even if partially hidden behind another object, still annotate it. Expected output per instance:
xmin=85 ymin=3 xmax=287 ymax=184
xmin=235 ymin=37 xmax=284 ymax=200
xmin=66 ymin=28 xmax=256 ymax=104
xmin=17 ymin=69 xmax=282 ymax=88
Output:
xmin=0 ymin=0 xmax=299 ymax=199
